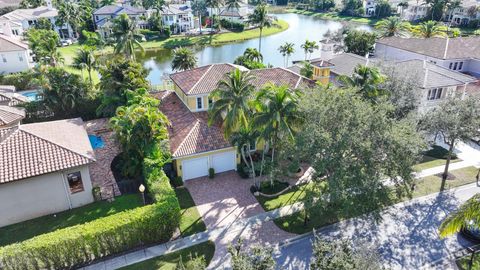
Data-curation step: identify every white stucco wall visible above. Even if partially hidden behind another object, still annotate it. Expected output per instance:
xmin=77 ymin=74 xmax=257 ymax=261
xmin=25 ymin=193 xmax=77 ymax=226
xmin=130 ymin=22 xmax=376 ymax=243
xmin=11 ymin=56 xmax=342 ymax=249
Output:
xmin=0 ymin=49 xmax=32 ymax=74
xmin=0 ymin=165 xmax=94 ymax=227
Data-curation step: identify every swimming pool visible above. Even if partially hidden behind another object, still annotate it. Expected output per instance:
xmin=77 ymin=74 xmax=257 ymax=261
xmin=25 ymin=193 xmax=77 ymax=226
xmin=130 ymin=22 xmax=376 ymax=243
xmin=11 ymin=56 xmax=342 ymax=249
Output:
xmin=20 ymin=90 xmax=40 ymax=101
xmin=88 ymin=135 xmax=105 ymax=149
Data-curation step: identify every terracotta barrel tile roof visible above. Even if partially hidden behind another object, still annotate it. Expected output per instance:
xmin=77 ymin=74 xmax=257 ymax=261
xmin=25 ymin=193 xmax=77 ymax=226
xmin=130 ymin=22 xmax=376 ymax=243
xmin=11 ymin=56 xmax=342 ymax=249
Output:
xmin=0 ymin=105 xmax=25 ymax=127
xmin=0 ymin=118 xmax=95 ymax=183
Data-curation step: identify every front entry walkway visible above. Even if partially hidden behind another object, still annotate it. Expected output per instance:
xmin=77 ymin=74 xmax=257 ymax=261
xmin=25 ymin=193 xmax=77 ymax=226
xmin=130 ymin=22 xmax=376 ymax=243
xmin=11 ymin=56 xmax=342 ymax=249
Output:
xmin=185 ymin=171 xmax=295 ymax=269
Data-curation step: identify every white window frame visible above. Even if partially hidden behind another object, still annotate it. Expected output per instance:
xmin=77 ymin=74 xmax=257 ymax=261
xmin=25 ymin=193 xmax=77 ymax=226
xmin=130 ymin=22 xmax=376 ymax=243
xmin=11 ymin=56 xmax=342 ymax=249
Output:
xmin=427 ymin=88 xmax=443 ymax=101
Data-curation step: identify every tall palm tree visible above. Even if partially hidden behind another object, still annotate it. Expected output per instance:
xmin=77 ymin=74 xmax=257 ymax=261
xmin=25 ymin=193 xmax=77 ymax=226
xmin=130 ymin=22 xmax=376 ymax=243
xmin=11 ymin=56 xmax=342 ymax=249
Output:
xmin=225 ymin=0 xmax=241 ymax=11
xmin=413 ymin=20 xmax=446 ymax=38
xmin=300 ymin=39 xmax=319 ymax=60
xmin=248 ymin=3 xmax=274 ymax=54
xmin=375 ymin=16 xmax=411 ymax=37
xmin=208 ymin=68 xmax=255 ymax=138
xmin=171 ymin=47 xmax=198 ymax=71
xmin=112 ymin=14 xmax=144 ymax=60
xmin=192 ymin=0 xmax=207 ymax=34
xmin=230 ymin=124 xmax=259 ymax=187
xmin=243 ymin=47 xmax=263 ymax=62
xmin=338 ymin=65 xmax=386 ymax=102
xmin=253 ymin=84 xmax=301 ymax=167
xmin=278 ymin=42 xmax=295 ymax=67
xmin=439 ymin=193 xmax=480 ymax=238
xmin=72 ymin=47 xmax=97 ymax=85
xmin=56 ymin=1 xmax=83 ymax=38
xmin=205 ymin=0 xmax=223 ymax=32
xmin=41 ymin=37 xmax=64 ymax=66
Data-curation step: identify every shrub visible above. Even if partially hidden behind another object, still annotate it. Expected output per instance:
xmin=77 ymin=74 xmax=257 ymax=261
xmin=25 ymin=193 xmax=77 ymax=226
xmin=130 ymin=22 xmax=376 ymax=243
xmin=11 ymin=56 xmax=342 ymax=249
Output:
xmin=171 ymin=176 xmax=184 ymax=187
xmin=237 ymin=163 xmax=249 ymax=179
xmin=220 ymin=19 xmax=245 ymax=31
xmin=0 ymin=70 xmax=39 ymax=90
xmin=424 ymin=145 xmax=458 ymax=160
xmin=139 ymin=29 xmax=170 ymax=40
xmin=209 ymin=168 xmax=215 ymax=179
xmin=0 ymin=202 xmax=180 ymax=270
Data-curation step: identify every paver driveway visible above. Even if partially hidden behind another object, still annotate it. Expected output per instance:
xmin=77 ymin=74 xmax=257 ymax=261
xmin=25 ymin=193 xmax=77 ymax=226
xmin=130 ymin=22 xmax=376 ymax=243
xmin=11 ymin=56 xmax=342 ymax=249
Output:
xmin=185 ymin=171 xmax=294 ymax=269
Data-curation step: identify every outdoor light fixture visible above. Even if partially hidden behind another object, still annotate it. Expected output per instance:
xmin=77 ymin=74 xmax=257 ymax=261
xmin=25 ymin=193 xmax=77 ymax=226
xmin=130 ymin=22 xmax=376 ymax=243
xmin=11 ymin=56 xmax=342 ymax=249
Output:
xmin=139 ymin=184 xmax=146 ymax=205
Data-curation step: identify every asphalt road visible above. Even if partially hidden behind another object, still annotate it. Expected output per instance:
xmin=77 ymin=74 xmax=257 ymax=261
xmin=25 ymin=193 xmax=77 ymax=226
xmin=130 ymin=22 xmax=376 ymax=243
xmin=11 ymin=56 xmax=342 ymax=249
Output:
xmin=275 ymin=183 xmax=480 ymax=270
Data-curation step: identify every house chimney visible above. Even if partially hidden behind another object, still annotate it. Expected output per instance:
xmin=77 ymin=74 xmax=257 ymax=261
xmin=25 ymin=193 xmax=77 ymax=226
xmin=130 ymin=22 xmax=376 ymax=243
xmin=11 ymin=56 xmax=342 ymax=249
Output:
xmin=443 ymin=37 xmax=449 ymax=59
xmin=1 ymin=21 xmax=12 ymax=37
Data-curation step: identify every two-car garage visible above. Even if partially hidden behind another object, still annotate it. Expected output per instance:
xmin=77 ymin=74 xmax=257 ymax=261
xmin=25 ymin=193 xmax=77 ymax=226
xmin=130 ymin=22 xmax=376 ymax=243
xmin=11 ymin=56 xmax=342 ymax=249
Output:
xmin=180 ymin=150 xmax=237 ymax=181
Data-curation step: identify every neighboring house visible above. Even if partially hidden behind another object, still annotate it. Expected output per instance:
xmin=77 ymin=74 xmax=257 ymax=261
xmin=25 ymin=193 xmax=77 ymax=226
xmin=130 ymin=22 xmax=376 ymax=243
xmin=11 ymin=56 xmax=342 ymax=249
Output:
xmin=93 ymin=4 xmax=148 ymax=38
xmin=397 ymin=0 xmax=429 ymax=21
xmin=0 ymin=85 xmax=28 ymax=105
xmin=208 ymin=2 xmax=252 ymax=23
xmin=0 ymin=33 xmax=33 ymax=74
xmin=363 ymin=0 xmax=377 ymax=16
xmin=160 ymin=4 xmax=195 ymax=33
xmin=0 ymin=105 xmax=24 ymax=128
xmin=160 ymin=63 xmax=311 ymax=181
xmin=289 ymin=59 xmax=334 ymax=85
xmin=444 ymin=0 xmax=480 ymax=26
xmin=315 ymin=52 xmax=478 ymax=112
xmin=375 ymin=36 xmax=480 ymax=77
xmin=0 ymin=0 xmax=73 ymax=39
xmin=0 ymin=118 xmax=96 ymax=227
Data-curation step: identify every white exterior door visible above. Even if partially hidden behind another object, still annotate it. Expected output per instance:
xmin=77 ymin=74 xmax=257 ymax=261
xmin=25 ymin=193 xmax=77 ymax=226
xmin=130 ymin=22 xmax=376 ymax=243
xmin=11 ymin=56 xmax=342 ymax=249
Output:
xmin=211 ymin=151 xmax=236 ymax=174
xmin=182 ymin=156 xmax=209 ymax=181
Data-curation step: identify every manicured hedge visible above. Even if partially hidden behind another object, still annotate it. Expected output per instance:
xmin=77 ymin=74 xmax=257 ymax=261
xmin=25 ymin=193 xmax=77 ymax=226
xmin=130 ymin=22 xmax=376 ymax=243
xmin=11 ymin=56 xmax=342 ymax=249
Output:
xmin=0 ymin=201 xmax=180 ymax=270
xmin=220 ymin=19 xmax=245 ymax=31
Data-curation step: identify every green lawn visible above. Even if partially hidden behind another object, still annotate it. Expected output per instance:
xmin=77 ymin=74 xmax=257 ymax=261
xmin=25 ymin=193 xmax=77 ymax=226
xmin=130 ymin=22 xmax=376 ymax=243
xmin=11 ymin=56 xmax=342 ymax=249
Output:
xmin=256 ymin=182 xmax=318 ymax=212
xmin=286 ymin=9 xmax=380 ymax=25
xmin=175 ymin=187 xmax=206 ymax=237
xmin=0 ymin=194 xmax=143 ymax=247
xmin=273 ymin=166 xmax=480 ymax=235
xmin=413 ymin=155 xmax=461 ymax=171
xmin=58 ymin=19 xmax=289 ymax=65
xmin=119 ymin=241 xmax=215 ymax=270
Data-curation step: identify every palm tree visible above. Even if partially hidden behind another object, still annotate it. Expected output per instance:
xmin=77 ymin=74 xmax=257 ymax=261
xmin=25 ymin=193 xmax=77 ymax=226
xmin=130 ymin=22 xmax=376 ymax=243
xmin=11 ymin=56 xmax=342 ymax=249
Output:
xmin=278 ymin=42 xmax=295 ymax=67
xmin=230 ymin=124 xmax=259 ymax=187
xmin=439 ymin=193 xmax=480 ymax=238
xmin=243 ymin=47 xmax=263 ymax=62
xmin=208 ymin=68 xmax=255 ymax=138
xmin=112 ymin=14 xmax=144 ymax=60
xmin=192 ymin=0 xmax=207 ymax=34
xmin=171 ymin=47 xmax=198 ymax=71
xmin=72 ymin=47 xmax=97 ymax=85
xmin=300 ymin=39 xmax=319 ymax=60
xmin=413 ymin=20 xmax=446 ymax=38
xmin=225 ymin=0 xmax=241 ymax=11
xmin=248 ymin=3 xmax=275 ymax=54
xmin=40 ymin=37 xmax=64 ymax=66
xmin=56 ymin=1 xmax=83 ymax=38
xmin=206 ymin=0 xmax=223 ymax=32
xmin=338 ymin=65 xmax=386 ymax=102
xmin=397 ymin=1 xmax=408 ymax=18
xmin=375 ymin=16 xmax=411 ymax=37
xmin=253 ymin=84 xmax=301 ymax=172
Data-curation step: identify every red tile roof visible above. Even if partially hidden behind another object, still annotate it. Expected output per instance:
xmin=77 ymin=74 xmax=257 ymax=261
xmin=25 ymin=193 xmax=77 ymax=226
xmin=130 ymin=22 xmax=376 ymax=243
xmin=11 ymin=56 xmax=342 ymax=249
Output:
xmin=170 ymin=64 xmax=312 ymax=96
xmin=0 ymin=105 xmax=25 ymax=127
xmin=0 ymin=118 xmax=95 ymax=184
xmin=156 ymin=91 xmax=231 ymax=158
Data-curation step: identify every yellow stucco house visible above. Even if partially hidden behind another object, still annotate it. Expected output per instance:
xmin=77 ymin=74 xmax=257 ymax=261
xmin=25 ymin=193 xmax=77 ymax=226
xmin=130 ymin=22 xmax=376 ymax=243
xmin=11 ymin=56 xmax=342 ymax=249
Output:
xmin=157 ymin=63 xmax=313 ymax=181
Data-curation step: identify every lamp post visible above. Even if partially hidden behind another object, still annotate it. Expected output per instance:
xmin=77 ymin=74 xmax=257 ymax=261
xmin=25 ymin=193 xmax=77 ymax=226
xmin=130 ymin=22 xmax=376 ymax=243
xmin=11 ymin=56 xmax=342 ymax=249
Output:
xmin=139 ymin=184 xmax=146 ymax=205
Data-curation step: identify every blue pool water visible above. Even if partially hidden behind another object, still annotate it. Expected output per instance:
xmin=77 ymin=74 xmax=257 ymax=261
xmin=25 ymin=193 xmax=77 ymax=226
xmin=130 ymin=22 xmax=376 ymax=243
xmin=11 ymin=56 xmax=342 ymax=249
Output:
xmin=88 ymin=135 xmax=105 ymax=149
xmin=21 ymin=91 xmax=40 ymax=101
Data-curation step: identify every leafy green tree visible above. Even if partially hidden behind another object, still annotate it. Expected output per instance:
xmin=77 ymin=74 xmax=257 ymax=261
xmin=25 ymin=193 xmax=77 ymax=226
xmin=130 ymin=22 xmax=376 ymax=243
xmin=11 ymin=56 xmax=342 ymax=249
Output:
xmin=375 ymin=16 xmax=411 ymax=37
xmin=374 ymin=0 xmax=392 ymax=18
xmin=171 ymin=47 xmax=198 ymax=71
xmin=439 ymin=194 xmax=480 ymax=238
xmin=252 ymin=84 xmax=301 ymax=175
xmin=72 ymin=47 xmax=97 ymax=85
xmin=97 ymin=57 xmax=149 ymax=116
xmin=112 ymin=14 xmax=144 ymax=60
xmin=205 ymin=0 xmax=223 ymax=31
xmin=228 ymin=238 xmax=276 ymax=270
xmin=300 ymin=39 xmax=319 ymax=60
xmin=192 ymin=0 xmax=207 ymax=34
xmin=248 ymin=3 xmax=275 ymax=54
xmin=56 ymin=1 xmax=83 ymax=38
xmin=413 ymin=20 xmax=446 ymax=38
xmin=425 ymin=0 xmax=460 ymax=21
xmin=297 ymin=88 xmax=424 ymax=216
xmin=310 ymin=236 xmax=383 ymax=270
xmin=100 ymin=0 xmax=115 ymax=6
xmin=110 ymin=88 xmax=170 ymax=177
xmin=340 ymin=0 xmax=364 ymax=16
xmin=39 ymin=67 xmax=90 ymax=117
xmin=19 ymin=0 xmax=44 ymax=8
xmin=313 ymin=0 xmax=335 ymax=11
xmin=343 ymin=29 xmax=376 ymax=56
xmin=209 ymin=68 xmax=255 ymax=138
xmin=421 ymin=97 xmax=480 ymax=185
xmin=300 ymin=61 xmax=313 ymax=79
xmin=338 ymin=65 xmax=386 ymax=102
xmin=80 ymin=30 xmax=104 ymax=48
xmin=34 ymin=18 xmax=53 ymax=30
xmin=278 ymin=42 xmax=295 ymax=68
xmin=143 ymin=0 xmax=167 ymax=29
xmin=26 ymin=29 xmax=63 ymax=66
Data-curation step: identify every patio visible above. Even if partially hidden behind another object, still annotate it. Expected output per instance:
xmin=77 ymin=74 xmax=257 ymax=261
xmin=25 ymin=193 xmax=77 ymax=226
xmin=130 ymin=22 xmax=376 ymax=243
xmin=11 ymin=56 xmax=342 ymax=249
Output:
xmin=85 ymin=118 xmax=121 ymax=199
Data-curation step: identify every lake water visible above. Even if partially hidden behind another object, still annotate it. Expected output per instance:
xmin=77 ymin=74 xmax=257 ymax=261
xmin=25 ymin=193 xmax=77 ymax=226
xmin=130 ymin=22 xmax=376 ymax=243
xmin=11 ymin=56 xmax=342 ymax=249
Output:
xmin=137 ymin=13 xmax=372 ymax=85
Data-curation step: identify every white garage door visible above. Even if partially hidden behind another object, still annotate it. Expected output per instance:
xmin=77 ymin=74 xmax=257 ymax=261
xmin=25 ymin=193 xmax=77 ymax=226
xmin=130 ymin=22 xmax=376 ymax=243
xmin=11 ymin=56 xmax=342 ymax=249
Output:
xmin=182 ymin=156 xmax=209 ymax=181
xmin=211 ymin=151 xmax=236 ymax=174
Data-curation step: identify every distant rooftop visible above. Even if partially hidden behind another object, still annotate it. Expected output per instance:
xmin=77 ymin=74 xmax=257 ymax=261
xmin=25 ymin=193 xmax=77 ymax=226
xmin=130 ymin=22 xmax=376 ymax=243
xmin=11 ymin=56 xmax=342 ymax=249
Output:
xmin=0 ymin=34 xmax=28 ymax=52
xmin=1 ymin=6 xmax=58 ymax=21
